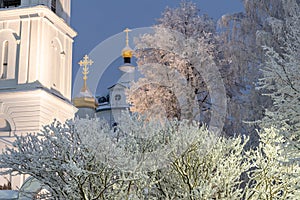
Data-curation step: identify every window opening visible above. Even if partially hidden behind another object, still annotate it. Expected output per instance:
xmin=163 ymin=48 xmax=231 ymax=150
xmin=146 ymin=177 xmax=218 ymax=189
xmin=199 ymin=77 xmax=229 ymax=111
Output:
xmin=51 ymin=0 xmax=56 ymax=13
xmin=0 ymin=41 xmax=8 ymax=79
xmin=0 ymin=0 xmax=21 ymax=8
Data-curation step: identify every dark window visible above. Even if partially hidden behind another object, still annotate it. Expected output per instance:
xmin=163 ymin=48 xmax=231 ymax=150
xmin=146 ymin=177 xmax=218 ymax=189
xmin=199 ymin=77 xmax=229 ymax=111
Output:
xmin=115 ymin=94 xmax=121 ymax=101
xmin=124 ymin=57 xmax=131 ymax=63
xmin=0 ymin=41 xmax=8 ymax=79
xmin=0 ymin=118 xmax=11 ymax=132
xmin=0 ymin=0 xmax=21 ymax=8
xmin=51 ymin=0 xmax=56 ymax=13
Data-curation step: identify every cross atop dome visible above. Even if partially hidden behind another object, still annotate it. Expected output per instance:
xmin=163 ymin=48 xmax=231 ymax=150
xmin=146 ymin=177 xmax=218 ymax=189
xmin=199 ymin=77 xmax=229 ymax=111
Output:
xmin=124 ymin=28 xmax=131 ymax=47
xmin=78 ymin=54 xmax=93 ymax=90
xmin=72 ymin=54 xmax=97 ymax=110
xmin=119 ymin=28 xmax=135 ymax=74
xmin=122 ymin=28 xmax=133 ymax=61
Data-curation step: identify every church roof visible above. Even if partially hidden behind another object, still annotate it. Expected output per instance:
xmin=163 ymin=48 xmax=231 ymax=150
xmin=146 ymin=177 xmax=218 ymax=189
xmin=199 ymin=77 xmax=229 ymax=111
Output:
xmin=0 ymin=80 xmax=72 ymax=104
xmin=75 ymin=87 xmax=94 ymax=98
xmin=107 ymin=83 xmax=127 ymax=90
xmin=72 ymin=87 xmax=98 ymax=109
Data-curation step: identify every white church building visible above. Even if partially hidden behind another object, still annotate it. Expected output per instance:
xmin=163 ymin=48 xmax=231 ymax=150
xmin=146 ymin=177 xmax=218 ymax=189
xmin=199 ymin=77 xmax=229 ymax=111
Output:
xmin=72 ymin=29 xmax=135 ymax=126
xmin=0 ymin=0 xmax=134 ymax=198
xmin=0 ymin=0 xmax=79 ymax=198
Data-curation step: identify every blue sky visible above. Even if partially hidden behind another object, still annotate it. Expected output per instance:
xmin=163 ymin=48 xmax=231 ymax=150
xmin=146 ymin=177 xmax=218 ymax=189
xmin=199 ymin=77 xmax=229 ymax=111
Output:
xmin=70 ymin=0 xmax=244 ymax=97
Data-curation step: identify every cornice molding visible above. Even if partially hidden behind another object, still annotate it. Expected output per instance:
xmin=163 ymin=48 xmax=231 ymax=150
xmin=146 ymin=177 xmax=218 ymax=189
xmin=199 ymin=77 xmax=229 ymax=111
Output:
xmin=0 ymin=5 xmax=77 ymax=38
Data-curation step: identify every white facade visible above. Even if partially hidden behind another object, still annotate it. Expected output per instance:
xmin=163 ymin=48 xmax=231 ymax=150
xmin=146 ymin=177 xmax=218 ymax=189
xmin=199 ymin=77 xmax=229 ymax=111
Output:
xmin=96 ymin=83 xmax=130 ymax=126
xmin=0 ymin=5 xmax=75 ymax=98
xmin=20 ymin=0 xmax=71 ymax=24
xmin=0 ymin=0 xmax=76 ymax=191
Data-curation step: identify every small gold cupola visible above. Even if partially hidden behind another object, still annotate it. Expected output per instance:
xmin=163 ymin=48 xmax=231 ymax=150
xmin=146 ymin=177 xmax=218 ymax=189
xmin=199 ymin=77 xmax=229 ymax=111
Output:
xmin=122 ymin=28 xmax=133 ymax=62
xmin=72 ymin=55 xmax=98 ymax=109
xmin=119 ymin=28 xmax=135 ymax=73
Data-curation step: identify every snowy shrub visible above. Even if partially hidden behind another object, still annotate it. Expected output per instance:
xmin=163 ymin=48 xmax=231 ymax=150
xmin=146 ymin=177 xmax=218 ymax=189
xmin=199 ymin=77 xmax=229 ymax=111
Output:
xmin=245 ymin=128 xmax=300 ymax=200
xmin=1 ymin=116 xmax=300 ymax=199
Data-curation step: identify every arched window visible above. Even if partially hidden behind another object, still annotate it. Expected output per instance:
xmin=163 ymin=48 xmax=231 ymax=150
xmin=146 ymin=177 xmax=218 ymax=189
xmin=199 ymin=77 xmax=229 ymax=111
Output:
xmin=51 ymin=39 xmax=63 ymax=91
xmin=0 ymin=41 xmax=8 ymax=79
xmin=0 ymin=29 xmax=17 ymax=81
xmin=0 ymin=118 xmax=11 ymax=132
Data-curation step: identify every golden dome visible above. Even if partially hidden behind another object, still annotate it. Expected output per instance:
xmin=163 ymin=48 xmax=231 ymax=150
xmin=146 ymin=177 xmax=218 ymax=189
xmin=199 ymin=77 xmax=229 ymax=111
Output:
xmin=72 ymin=87 xmax=98 ymax=109
xmin=73 ymin=97 xmax=98 ymax=109
xmin=122 ymin=46 xmax=133 ymax=58
xmin=122 ymin=28 xmax=134 ymax=58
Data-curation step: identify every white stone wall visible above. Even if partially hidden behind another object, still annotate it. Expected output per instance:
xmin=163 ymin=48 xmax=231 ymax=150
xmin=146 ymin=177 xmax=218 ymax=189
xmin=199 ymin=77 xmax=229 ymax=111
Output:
xmin=0 ymin=6 xmax=76 ymax=100
xmin=109 ymin=84 xmax=128 ymax=108
xmin=96 ymin=109 xmax=113 ymax=126
xmin=0 ymin=89 xmax=76 ymax=133
xmin=0 ymin=5 xmax=76 ymax=190
xmin=0 ymin=89 xmax=77 ymax=189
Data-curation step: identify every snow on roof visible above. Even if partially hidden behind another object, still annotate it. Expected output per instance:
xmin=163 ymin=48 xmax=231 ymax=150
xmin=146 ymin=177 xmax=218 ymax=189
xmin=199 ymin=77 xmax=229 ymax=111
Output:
xmin=107 ymin=83 xmax=127 ymax=90
xmin=96 ymin=104 xmax=111 ymax=111
xmin=75 ymin=87 xmax=94 ymax=98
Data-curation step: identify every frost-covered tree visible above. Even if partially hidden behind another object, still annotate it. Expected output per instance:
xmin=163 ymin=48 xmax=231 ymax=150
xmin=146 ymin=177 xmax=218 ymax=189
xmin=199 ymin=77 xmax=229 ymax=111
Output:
xmin=257 ymin=2 xmax=300 ymax=155
xmin=157 ymin=132 xmax=252 ymax=199
xmin=245 ymin=128 xmax=300 ymax=199
xmin=1 ymin=116 xmax=300 ymax=199
xmin=0 ymin=115 xmax=249 ymax=199
xmin=0 ymin=120 xmax=126 ymax=199
xmin=0 ymin=118 xmax=166 ymax=199
xmin=218 ymin=0 xmax=294 ymax=136
xmin=128 ymin=1 xmax=227 ymax=131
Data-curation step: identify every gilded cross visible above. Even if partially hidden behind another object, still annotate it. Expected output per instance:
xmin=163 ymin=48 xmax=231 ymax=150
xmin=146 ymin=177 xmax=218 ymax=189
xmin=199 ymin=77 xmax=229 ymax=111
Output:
xmin=123 ymin=28 xmax=131 ymax=47
xmin=78 ymin=54 xmax=93 ymax=90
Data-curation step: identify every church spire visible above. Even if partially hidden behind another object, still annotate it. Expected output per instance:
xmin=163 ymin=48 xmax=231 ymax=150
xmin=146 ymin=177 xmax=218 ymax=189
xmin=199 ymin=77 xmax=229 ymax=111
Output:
xmin=78 ymin=54 xmax=93 ymax=91
xmin=124 ymin=28 xmax=131 ymax=47
xmin=122 ymin=28 xmax=133 ymax=64
xmin=72 ymin=55 xmax=98 ymax=109
xmin=119 ymin=28 xmax=135 ymax=74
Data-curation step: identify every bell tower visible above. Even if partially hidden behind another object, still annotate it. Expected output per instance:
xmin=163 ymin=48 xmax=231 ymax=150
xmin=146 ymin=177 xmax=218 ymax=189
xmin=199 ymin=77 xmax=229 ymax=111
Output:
xmin=20 ymin=0 xmax=71 ymax=24
xmin=0 ymin=0 xmax=76 ymax=189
